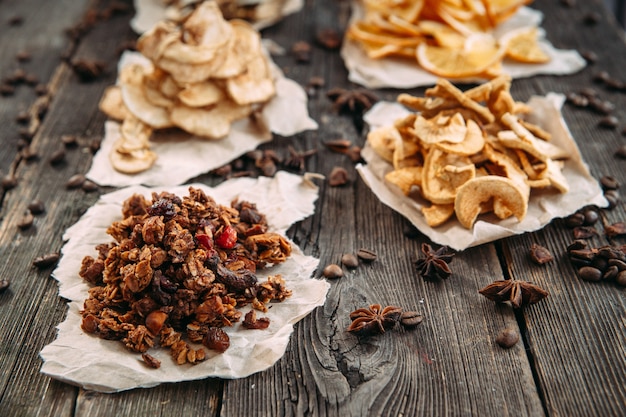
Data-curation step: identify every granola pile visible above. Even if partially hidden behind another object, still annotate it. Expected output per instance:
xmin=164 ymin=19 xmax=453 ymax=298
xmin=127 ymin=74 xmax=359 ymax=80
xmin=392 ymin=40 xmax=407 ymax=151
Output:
xmin=78 ymin=187 xmax=292 ymax=367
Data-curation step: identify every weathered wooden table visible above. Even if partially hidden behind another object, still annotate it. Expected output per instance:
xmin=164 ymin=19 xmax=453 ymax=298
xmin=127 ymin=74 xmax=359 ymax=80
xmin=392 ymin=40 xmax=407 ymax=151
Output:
xmin=1 ymin=0 xmax=625 ymax=416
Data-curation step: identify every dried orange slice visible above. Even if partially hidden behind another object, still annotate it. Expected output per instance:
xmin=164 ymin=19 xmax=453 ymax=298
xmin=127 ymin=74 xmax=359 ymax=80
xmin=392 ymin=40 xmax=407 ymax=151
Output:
xmin=501 ymin=27 xmax=550 ymax=64
xmin=416 ymin=34 xmax=504 ymax=78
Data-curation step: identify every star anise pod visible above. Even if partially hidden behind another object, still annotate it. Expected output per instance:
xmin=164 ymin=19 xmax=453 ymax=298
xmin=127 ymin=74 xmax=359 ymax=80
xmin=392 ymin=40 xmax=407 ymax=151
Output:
xmin=479 ymin=279 xmax=549 ymax=309
xmin=347 ymin=304 xmax=402 ymax=336
xmin=415 ymin=243 xmax=455 ymax=280
xmin=327 ymin=87 xmax=379 ymax=115
xmin=283 ymin=145 xmax=317 ymax=172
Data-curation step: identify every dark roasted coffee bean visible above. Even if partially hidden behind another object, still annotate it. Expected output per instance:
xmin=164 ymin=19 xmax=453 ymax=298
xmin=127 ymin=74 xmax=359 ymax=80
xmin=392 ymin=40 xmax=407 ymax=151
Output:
xmin=400 ymin=311 xmax=424 ymax=328
xmin=603 ymin=265 xmax=619 ymax=280
xmin=328 ymin=166 xmax=349 ymax=187
xmin=322 ymin=264 xmax=343 ymax=279
xmin=0 ymin=83 xmax=15 ymax=96
xmin=81 ymin=180 xmax=99 ymax=192
xmin=66 ymin=174 xmax=86 ymax=189
xmin=605 ymin=77 xmax=625 ymax=91
xmin=606 ymin=222 xmax=626 ymax=238
xmin=34 ymin=83 xmax=48 ymax=96
xmin=566 ymin=92 xmax=588 ymax=107
xmin=356 ymin=248 xmax=377 ymax=263
xmin=15 ymin=50 xmax=31 ymax=62
xmin=61 ymin=134 xmax=78 ymax=147
xmin=291 ymin=41 xmax=311 ymax=63
xmin=341 ymin=253 xmax=359 ymax=269
xmin=604 ymin=189 xmax=620 ymax=209
xmin=495 ymin=328 xmax=519 ymax=349
xmin=616 ymin=270 xmax=626 ymax=286
xmin=590 ymin=99 xmax=615 ymax=115
xmin=24 ymin=73 xmax=39 ymax=86
xmin=529 ymin=244 xmax=553 ymax=265
xmin=608 ymin=258 xmax=626 ymax=271
xmin=580 ymin=87 xmax=598 ymax=98
xmin=27 ymin=199 xmax=45 ymax=214
xmin=49 ymin=149 xmax=66 ymax=165
xmin=17 ymin=212 xmax=34 ymax=230
xmin=593 ymin=70 xmax=611 ymax=83
xmin=565 ymin=212 xmax=585 ymax=228
xmin=33 ymin=252 xmax=60 ymax=268
xmin=580 ymin=50 xmax=598 ymax=64
xmin=600 ymin=175 xmax=619 ymax=190
xmin=578 ymin=266 xmax=602 ymax=281
xmin=1 ymin=175 xmax=18 ymax=190
xmin=583 ymin=11 xmax=602 ymax=25
xmin=591 ymin=256 xmax=608 ymax=271
xmin=347 ymin=146 xmax=364 ymax=163
xmin=569 ymin=248 xmax=595 ymax=261
xmin=315 ymin=28 xmax=341 ymax=50
xmin=0 ymin=279 xmax=9 ymax=293
xmin=307 ymin=76 xmax=325 ymax=89
xmin=8 ymin=15 xmax=23 ymax=26
xmin=582 ymin=209 xmax=599 ymax=225
xmin=15 ymin=111 xmax=30 ymax=124
xmin=598 ymin=115 xmax=619 ymax=129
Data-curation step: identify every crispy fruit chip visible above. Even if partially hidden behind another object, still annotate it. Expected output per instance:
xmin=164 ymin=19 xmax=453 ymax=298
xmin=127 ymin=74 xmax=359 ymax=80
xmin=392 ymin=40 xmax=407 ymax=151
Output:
xmin=367 ymin=75 xmax=569 ymax=229
xmin=99 ymin=1 xmax=277 ymax=174
xmin=348 ymin=0 xmax=546 ymax=79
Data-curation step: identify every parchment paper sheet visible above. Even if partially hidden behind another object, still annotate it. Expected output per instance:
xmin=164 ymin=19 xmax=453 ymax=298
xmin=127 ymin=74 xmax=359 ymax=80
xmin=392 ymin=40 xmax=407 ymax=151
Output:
xmin=131 ymin=0 xmax=304 ymax=33
xmin=342 ymin=6 xmax=587 ymax=89
xmin=356 ymin=94 xmax=608 ymax=251
xmin=40 ymin=171 xmax=330 ymax=393
xmin=86 ymin=51 xmax=317 ymax=187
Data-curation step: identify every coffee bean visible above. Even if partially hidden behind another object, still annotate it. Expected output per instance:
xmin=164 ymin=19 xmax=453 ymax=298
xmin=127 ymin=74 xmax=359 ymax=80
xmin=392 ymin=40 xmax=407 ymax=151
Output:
xmin=15 ymin=50 xmax=31 ymax=62
xmin=616 ymin=270 xmax=626 ymax=287
xmin=24 ymin=74 xmax=39 ymax=86
xmin=582 ymin=209 xmax=599 ymax=225
xmin=328 ymin=166 xmax=349 ymax=187
xmin=608 ymin=258 xmax=626 ymax=271
xmin=33 ymin=252 xmax=60 ymax=268
xmin=495 ymin=328 xmax=519 ymax=349
xmin=565 ymin=212 xmax=585 ymax=228
xmin=61 ymin=134 xmax=78 ymax=147
xmin=341 ymin=253 xmax=359 ymax=269
xmin=20 ymin=147 xmax=38 ymax=161
xmin=17 ymin=212 xmax=34 ymax=230
xmin=81 ymin=180 xmax=99 ymax=192
xmin=34 ymin=83 xmax=48 ymax=96
xmin=66 ymin=174 xmax=86 ymax=189
xmin=580 ymin=87 xmax=598 ymax=98
xmin=0 ymin=279 xmax=9 ymax=293
xmin=602 ymin=265 xmax=619 ymax=280
xmin=606 ymin=222 xmax=626 ymax=238
xmin=598 ymin=115 xmax=619 ymax=129
xmin=529 ymin=243 xmax=553 ymax=265
xmin=567 ymin=239 xmax=588 ymax=252
xmin=15 ymin=111 xmax=30 ymax=124
xmin=322 ymin=264 xmax=343 ymax=279
xmin=593 ymin=70 xmax=611 ymax=83
xmin=566 ymin=92 xmax=588 ymax=107
xmin=291 ymin=41 xmax=311 ymax=63
xmin=573 ymin=226 xmax=598 ymax=239
xmin=49 ymin=149 xmax=66 ymax=165
xmin=356 ymin=248 xmax=377 ymax=263
xmin=604 ymin=189 xmax=620 ymax=209
xmin=605 ymin=78 xmax=625 ymax=91
xmin=600 ymin=175 xmax=619 ymax=190
xmin=400 ymin=311 xmax=424 ymax=328
xmin=580 ymin=50 xmax=598 ymax=64
xmin=590 ymin=99 xmax=615 ymax=115
xmin=583 ymin=11 xmax=602 ymax=25
xmin=0 ymin=83 xmax=15 ymax=96
xmin=89 ymin=138 xmax=101 ymax=153
xmin=1 ymin=175 xmax=18 ymax=190
xmin=578 ymin=266 xmax=602 ymax=282
xmin=27 ymin=199 xmax=45 ymax=214
xmin=315 ymin=28 xmax=341 ymax=50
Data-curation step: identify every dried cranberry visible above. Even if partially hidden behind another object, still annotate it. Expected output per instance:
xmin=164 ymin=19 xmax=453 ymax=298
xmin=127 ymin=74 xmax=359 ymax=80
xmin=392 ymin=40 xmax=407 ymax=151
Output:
xmin=195 ymin=233 xmax=214 ymax=250
xmin=215 ymin=225 xmax=237 ymax=249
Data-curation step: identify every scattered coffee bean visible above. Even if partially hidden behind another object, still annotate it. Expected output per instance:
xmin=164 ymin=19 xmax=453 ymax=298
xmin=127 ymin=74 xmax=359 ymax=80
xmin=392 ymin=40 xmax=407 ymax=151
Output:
xmin=578 ymin=266 xmax=602 ymax=282
xmin=81 ymin=179 xmax=99 ymax=192
xmin=582 ymin=11 xmax=602 ymax=25
xmin=32 ymin=252 xmax=60 ymax=268
xmin=593 ymin=70 xmax=611 ymax=83
xmin=580 ymin=50 xmax=598 ymax=64
xmin=356 ymin=248 xmax=377 ymax=263
xmin=307 ymin=76 xmax=325 ymax=89
xmin=600 ymin=175 xmax=619 ymax=190
xmin=602 ymin=265 xmax=619 ymax=280
xmin=18 ymin=128 xmax=34 ymax=140
xmin=580 ymin=87 xmax=598 ymax=98
xmin=27 ymin=199 xmax=45 ymax=214
xmin=328 ymin=166 xmax=349 ymax=186
xmin=8 ymin=15 xmax=23 ymax=26
xmin=495 ymin=328 xmax=519 ymax=349
xmin=604 ymin=189 xmax=620 ymax=209
xmin=0 ymin=83 xmax=15 ymax=96
xmin=315 ymin=28 xmax=342 ymax=50
xmin=346 ymin=146 xmax=363 ymax=163
xmin=89 ymin=138 xmax=101 ymax=153
xmin=565 ymin=92 xmax=588 ymax=107
xmin=565 ymin=212 xmax=585 ymax=228
xmin=15 ymin=50 xmax=31 ymax=62
xmin=24 ymin=73 xmax=39 ymax=86
xmin=322 ymin=264 xmax=343 ymax=279
xmin=341 ymin=253 xmax=359 ymax=269
xmin=49 ymin=149 xmax=66 ymax=165
xmin=61 ymin=134 xmax=78 ymax=147
xmin=34 ymin=83 xmax=48 ymax=96
xmin=598 ymin=115 xmax=619 ymax=129
xmin=529 ymin=243 xmax=553 ymax=265
xmin=582 ymin=208 xmax=599 ymax=225
xmin=605 ymin=77 xmax=625 ymax=91
xmin=66 ymin=174 xmax=86 ymax=189
xmin=590 ymin=98 xmax=615 ymax=115
xmin=17 ymin=212 xmax=34 ymax=230
xmin=567 ymin=239 xmax=588 ymax=252
xmin=400 ymin=311 xmax=424 ymax=328
xmin=324 ymin=138 xmax=352 ymax=153
xmin=291 ymin=41 xmax=311 ymax=63
xmin=70 ymin=59 xmax=107 ymax=82
xmin=15 ymin=111 xmax=30 ymax=124
xmin=616 ymin=270 xmax=626 ymax=287
xmin=0 ymin=279 xmax=9 ymax=293
xmin=1 ymin=175 xmax=18 ymax=190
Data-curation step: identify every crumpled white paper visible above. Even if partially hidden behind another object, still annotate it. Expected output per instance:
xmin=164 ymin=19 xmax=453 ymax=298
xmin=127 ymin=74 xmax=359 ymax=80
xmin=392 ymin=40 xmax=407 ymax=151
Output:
xmin=342 ymin=6 xmax=587 ymax=89
xmin=40 ymin=171 xmax=330 ymax=393
xmin=356 ymin=94 xmax=608 ymax=251
xmin=131 ymin=0 xmax=304 ymax=33
xmin=86 ymin=51 xmax=317 ymax=187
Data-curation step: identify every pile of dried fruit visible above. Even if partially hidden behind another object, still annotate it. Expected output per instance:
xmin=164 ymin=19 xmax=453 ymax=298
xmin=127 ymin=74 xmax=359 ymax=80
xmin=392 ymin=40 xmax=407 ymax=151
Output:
xmin=79 ymin=187 xmax=292 ymax=367
xmin=99 ymin=1 xmax=276 ymax=173
xmin=347 ymin=0 xmax=549 ymax=79
xmin=367 ymin=75 xmax=569 ymax=229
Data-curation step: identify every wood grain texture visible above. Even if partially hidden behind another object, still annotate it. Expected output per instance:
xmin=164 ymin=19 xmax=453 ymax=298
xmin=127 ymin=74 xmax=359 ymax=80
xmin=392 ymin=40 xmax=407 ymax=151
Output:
xmin=0 ymin=0 xmax=625 ymax=416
